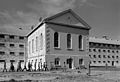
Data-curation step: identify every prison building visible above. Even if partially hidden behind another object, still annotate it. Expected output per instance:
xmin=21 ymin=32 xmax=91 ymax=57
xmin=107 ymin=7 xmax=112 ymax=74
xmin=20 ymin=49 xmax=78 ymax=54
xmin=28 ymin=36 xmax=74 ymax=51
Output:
xmin=27 ymin=9 xmax=91 ymax=70
xmin=89 ymin=37 xmax=120 ymax=67
xmin=0 ymin=28 xmax=28 ymax=70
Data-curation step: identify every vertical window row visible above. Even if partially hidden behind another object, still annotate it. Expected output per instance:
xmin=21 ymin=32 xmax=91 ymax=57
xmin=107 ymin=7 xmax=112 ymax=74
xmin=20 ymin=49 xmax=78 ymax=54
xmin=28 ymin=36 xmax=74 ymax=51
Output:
xmin=54 ymin=32 xmax=83 ymax=50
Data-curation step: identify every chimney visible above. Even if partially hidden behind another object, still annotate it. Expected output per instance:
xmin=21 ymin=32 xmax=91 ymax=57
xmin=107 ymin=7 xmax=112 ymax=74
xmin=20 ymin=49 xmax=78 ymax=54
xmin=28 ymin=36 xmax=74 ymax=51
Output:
xmin=102 ymin=35 xmax=109 ymax=40
xmin=39 ymin=17 xmax=42 ymax=22
xmin=31 ymin=25 xmax=34 ymax=30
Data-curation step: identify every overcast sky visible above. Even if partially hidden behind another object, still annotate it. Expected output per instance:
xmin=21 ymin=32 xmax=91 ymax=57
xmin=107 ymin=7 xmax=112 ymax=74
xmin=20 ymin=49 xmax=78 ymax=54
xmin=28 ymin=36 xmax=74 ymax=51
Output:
xmin=0 ymin=0 xmax=119 ymax=39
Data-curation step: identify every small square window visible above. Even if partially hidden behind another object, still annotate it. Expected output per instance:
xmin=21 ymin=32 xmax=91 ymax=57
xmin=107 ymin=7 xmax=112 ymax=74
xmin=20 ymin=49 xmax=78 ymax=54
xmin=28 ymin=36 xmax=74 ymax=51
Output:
xmin=0 ymin=51 xmax=5 ymax=55
xmin=19 ymin=52 xmax=24 ymax=56
xmin=9 ymin=35 xmax=14 ymax=39
xmin=0 ymin=43 xmax=5 ymax=47
xmin=19 ymin=36 xmax=24 ymax=40
xmin=10 ymin=44 xmax=15 ymax=47
xmin=0 ymin=34 xmax=5 ymax=38
xmin=10 ymin=52 xmax=15 ymax=55
xmin=19 ymin=44 xmax=24 ymax=48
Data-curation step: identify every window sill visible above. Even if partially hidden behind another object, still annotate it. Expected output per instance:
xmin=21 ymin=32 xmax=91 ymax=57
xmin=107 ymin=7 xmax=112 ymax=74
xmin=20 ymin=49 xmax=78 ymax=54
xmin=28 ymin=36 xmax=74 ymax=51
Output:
xmin=54 ymin=47 xmax=61 ymax=50
xmin=79 ymin=49 xmax=84 ymax=51
xmin=67 ymin=48 xmax=73 ymax=51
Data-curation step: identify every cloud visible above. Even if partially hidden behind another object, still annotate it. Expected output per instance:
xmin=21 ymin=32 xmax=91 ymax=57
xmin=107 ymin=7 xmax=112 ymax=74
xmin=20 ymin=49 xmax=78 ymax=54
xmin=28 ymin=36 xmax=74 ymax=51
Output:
xmin=0 ymin=0 xmax=91 ymax=32
xmin=29 ymin=0 xmax=76 ymax=16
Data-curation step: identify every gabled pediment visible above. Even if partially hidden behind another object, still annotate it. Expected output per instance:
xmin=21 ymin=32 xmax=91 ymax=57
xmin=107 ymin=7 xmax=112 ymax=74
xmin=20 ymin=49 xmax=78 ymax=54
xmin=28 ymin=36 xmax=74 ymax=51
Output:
xmin=44 ymin=9 xmax=91 ymax=29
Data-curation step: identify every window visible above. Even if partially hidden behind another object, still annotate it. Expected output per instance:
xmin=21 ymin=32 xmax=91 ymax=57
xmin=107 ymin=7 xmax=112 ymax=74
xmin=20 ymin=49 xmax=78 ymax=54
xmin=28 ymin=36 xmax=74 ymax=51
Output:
xmin=19 ymin=36 xmax=24 ymax=40
xmin=19 ymin=52 xmax=24 ymax=56
xmin=19 ymin=44 xmax=24 ymax=48
xmin=112 ymin=50 xmax=115 ymax=53
xmin=116 ymin=56 xmax=119 ymax=59
xmin=67 ymin=34 xmax=72 ymax=49
xmin=54 ymin=32 xmax=59 ymax=48
xmin=10 ymin=44 xmax=15 ymax=47
xmin=89 ymin=55 xmax=91 ymax=58
xmin=98 ymin=61 xmax=101 ymax=63
xmin=79 ymin=35 xmax=83 ymax=50
xmin=36 ymin=36 xmax=38 ymax=51
xmin=29 ymin=41 xmax=31 ymax=54
xmin=103 ymin=61 xmax=106 ymax=63
xmin=54 ymin=58 xmax=60 ymax=65
xmin=103 ymin=50 xmax=106 ymax=52
xmin=108 ymin=61 xmax=110 ymax=63
xmin=0 ymin=51 xmax=5 ymax=55
xmin=10 ymin=52 xmax=15 ymax=55
xmin=93 ymin=61 xmax=96 ymax=63
xmin=112 ymin=56 xmax=115 ymax=58
xmin=98 ymin=55 xmax=101 ymax=58
xmin=116 ymin=51 xmax=119 ymax=53
xmin=103 ymin=55 xmax=106 ymax=58
xmin=0 ymin=43 xmax=5 ymax=47
xmin=98 ymin=49 xmax=101 ymax=52
xmin=40 ymin=33 xmax=43 ymax=49
xmin=93 ymin=55 xmax=96 ymax=58
xmin=9 ymin=35 xmax=14 ymax=39
xmin=116 ymin=61 xmax=119 ymax=63
xmin=108 ymin=50 xmax=110 ymax=53
xmin=0 ymin=34 xmax=5 ymax=38
xmin=32 ymin=39 xmax=34 ymax=53
xmin=93 ymin=49 xmax=96 ymax=52
xmin=89 ymin=49 xmax=91 ymax=52
xmin=108 ymin=55 xmax=110 ymax=58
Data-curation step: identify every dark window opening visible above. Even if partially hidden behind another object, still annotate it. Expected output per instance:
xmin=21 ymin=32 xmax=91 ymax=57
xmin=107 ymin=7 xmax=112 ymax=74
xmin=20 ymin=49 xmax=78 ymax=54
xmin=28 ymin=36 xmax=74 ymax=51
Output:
xmin=19 ymin=44 xmax=24 ymax=48
xmin=19 ymin=36 xmax=24 ymax=40
xmin=67 ymin=34 xmax=72 ymax=49
xmin=0 ymin=34 xmax=5 ymax=38
xmin=54 ymin=32 xmax=59 ymax=48
xmin=54 ymin=58 xmax=60 ymax=65
xmin=9 ymin=35 xmax=14 ymax=39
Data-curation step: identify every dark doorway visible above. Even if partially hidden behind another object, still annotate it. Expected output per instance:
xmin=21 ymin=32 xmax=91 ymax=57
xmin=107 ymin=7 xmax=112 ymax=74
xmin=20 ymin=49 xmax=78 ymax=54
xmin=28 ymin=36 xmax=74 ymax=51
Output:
xmin=67 ymin=58 xmax=73 ymax=69
xmin=79 ymin=59 xmax=83 ymax=65
xmin=112 ymin=61 xmax=114 ymax=66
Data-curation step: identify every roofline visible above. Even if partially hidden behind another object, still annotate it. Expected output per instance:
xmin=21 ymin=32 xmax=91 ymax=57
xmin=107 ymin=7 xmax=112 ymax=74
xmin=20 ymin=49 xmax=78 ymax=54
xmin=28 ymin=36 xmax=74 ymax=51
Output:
xmin=45 ymin=21 xmax=91 ymax=30
xmin=27 ymin=22 xmax=44 ymax=37
xmin=44 ymin=9 xmax=92 ymax=29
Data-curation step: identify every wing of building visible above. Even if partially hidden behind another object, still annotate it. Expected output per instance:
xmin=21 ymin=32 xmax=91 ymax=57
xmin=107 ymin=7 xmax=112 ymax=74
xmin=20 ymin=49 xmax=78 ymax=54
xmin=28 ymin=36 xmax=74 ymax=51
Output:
xmin=27 ymin=9 xmax=91 ymax=70
xmin=89 ymin=37 xmax=120 ymax=67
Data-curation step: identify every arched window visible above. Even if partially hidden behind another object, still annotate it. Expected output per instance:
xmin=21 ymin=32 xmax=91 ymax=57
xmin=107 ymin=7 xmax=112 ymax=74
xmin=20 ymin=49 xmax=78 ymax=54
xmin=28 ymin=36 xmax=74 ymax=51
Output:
xmin=36 ymin=36 xmax=38 ymax=51
xmin=67 ymin=34 xmax=72 ymax=49
xmin=54 ymin=58 xmax=60 ymax=65
xmin=32 ymin=39 xmax=34 ymax=53
xmin=54 ymin=32 xmax=59 ymax=48
xmin=79 ymin=35 xmax=83 ymax=50
xmin=40 ymin=33 xmax=43 ymax=49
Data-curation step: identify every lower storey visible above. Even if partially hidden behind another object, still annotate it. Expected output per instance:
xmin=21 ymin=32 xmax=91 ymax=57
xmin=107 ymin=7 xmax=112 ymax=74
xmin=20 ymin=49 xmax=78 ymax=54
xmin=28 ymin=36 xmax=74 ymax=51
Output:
xmin=27 ymin=54 xmax=90 ymax=70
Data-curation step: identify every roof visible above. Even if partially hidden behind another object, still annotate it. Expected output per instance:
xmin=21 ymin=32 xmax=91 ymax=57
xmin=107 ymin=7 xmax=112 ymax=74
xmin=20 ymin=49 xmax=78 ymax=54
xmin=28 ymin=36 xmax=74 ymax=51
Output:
xmin=0 ymin=26 xmax=30 ymax=36
xmin=44 ymin=9 xmax=91 ymax=29
xmin=27 ymin=9 xmax=91 ymax=37
xmin=89 ymin=37 xmax=120 ymax=45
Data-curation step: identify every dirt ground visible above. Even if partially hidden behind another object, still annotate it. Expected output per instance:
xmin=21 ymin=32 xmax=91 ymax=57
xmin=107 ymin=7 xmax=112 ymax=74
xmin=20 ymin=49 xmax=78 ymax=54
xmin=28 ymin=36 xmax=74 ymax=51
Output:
xmin=0 ymin=69 xmax=120 ymax=82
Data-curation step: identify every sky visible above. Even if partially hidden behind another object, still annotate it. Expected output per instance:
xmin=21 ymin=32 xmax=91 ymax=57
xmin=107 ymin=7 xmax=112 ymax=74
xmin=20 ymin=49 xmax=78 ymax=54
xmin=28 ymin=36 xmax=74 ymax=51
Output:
xmin=0 ymin=0 xmax=119 ymax=39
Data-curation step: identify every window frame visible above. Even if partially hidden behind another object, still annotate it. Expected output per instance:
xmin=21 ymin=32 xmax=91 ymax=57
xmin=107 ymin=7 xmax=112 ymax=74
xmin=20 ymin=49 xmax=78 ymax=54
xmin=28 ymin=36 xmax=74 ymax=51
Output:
xmin=54 ymin=32 xmax=60 ymax=48
xmin=67 ymin=33 xmax=72 ymax=49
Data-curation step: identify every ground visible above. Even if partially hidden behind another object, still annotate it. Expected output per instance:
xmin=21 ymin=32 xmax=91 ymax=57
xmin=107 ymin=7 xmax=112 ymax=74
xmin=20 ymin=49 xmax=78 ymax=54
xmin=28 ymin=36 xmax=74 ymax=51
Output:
xmin=0 ymin=69 xmax=120 ymax=82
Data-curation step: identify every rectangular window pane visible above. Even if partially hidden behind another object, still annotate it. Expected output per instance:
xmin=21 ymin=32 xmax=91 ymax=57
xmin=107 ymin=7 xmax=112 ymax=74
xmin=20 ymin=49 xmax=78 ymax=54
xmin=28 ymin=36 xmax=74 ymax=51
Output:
xmin=32 ymin=39 xmax=34 ymax=53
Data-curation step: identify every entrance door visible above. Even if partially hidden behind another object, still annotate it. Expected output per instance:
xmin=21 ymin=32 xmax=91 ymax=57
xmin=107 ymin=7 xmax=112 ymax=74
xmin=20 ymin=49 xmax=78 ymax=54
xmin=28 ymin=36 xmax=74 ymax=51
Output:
xmin=67 ymin=58 xmax=73 ymax=69
xmin=112 ymin=61 xmax=114 ymax=66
